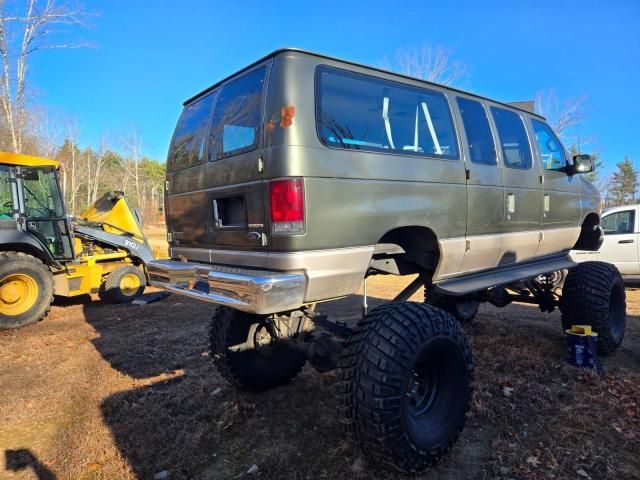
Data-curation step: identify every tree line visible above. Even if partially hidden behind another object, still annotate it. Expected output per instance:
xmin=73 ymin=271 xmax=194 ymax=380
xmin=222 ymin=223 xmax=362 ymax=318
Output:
xmin=54 ymin=136 xmax=165 ymax=222
xmin=0 ymin=0 xmax=165 ymax=222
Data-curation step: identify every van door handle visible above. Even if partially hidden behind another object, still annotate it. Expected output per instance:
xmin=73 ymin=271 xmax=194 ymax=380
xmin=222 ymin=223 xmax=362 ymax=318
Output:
xmin=212 ymin=199 xmax=222 ymax=228
xmin=618 ymin=239 xmax=634 ymax=244
xmin=507 ymin=193 xmax=515 ymax=215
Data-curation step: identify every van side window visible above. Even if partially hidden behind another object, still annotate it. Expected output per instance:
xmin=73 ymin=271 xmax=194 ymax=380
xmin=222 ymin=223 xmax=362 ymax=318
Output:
xmin=602 ymin=210 xmax=635 ymax=235
xmin=456 ymin=97 xmax=496 ymax=165
xmin=209 ymin=67 xmax=266 ymax=161
xmin=531 ymin=119 xmax=567 ymax=171
xmin=167 ymin=93 xmax=215 ymax=172
xmin=316 ymin=66 xmax=458 ymax=160
xmin=490 ymin=107 xmax=532 ymax=169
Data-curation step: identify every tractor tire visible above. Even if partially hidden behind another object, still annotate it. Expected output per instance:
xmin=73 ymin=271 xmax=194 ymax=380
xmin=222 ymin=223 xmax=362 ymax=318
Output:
xmin=559 ymin=261 xmax=626 ymax=356
xmin=209 ymin=307 xmax=307 ymax=391
xmin=337 ymin=302 xmax=474 ymax=473
xmin=0 ymin=251 xmax=54 ymax=330
xmin=99 ymin=265 xmax=146 ymax=304
xmin=426 ymin=288 xmax=479 ymax=323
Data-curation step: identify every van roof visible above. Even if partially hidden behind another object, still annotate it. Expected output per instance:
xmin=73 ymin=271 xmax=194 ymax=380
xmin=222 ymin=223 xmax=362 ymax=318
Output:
xmin=184 ymin=48 xmax=546 ymax=120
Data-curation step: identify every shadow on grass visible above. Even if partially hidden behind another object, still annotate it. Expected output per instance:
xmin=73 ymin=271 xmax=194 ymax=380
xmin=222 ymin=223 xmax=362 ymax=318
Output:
xmin=92 ymin=292 xmax=494 ymax=479
xmin=82 ymin=292 xmax=211 ymax=379
xmin=88 ymin=289 xmax=640 ymax=479
xmin=5 ymin=449 xmax=56 ymax=480
xmin=52 ymin=293 xmax=93 ymax=307
xmin=92 ymin=293 xmax=368 ymax=479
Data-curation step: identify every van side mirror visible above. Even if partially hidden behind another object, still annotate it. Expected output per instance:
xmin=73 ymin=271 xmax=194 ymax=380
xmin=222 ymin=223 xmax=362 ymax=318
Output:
xmin=568 ymin=154 xmax=594 ymax=175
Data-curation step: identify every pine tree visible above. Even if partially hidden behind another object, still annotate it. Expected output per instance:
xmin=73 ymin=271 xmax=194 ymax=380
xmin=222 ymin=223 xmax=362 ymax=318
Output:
xmin=608 ymin=156 xmax=638 ymax=206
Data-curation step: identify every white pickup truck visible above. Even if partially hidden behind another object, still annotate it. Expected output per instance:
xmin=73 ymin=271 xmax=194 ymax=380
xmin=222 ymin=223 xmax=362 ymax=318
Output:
xmin=572 ymin=204 xmax=640 ymax=280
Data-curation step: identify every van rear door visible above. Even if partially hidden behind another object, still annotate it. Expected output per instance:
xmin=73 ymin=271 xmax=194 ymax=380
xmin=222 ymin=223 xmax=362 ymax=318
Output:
xmin=166 ymin=64 xmax=269 ymax=260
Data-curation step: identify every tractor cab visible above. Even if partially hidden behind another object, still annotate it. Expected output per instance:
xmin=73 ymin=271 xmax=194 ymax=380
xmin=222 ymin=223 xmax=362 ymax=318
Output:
xmin=0 ymin=152 xmax=74 ymax=261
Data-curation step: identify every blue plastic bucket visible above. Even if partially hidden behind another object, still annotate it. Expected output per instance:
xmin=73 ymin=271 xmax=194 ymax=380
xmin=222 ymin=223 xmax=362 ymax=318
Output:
xmin=565 ymin=325 xmax=599 ymax=369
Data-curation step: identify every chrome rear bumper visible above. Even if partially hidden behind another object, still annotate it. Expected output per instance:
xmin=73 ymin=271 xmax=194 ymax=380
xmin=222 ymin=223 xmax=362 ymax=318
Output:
xmin=147 ymin=260 xmax=306 ymax=315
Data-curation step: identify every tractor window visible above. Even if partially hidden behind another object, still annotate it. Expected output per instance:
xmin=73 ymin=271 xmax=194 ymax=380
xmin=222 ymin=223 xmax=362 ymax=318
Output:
xmin=22 ymin=168 xmax=65 ymax=219
xmin=20 ymin=168 xmax=73 ymax=259
xmin=0 ymin=166 xmax=13 ymax=219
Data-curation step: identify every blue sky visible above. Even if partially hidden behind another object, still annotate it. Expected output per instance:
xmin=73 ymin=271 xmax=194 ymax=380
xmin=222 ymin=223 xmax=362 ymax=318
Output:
xmin=31 ymin=0 xmax=640 ymax=178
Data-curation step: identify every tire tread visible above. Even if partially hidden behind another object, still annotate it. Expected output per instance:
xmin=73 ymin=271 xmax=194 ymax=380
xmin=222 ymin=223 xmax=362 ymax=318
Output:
xmin=337 ymin=302 xmax=474 ymax=472
xmin=0 ymin=251 xmax=53 ymax=329
xmin=559 ymin=261 xmax=626 ymax=355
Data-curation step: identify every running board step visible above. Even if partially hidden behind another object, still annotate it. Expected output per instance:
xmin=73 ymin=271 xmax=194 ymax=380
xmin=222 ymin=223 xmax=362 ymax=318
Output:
xmin=434 ymin=255 xmax=576 ymax=296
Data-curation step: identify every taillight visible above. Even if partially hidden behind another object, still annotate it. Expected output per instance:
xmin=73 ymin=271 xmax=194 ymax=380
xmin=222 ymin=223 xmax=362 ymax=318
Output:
xmin=269 ymin=178 xmax=305 ymax=234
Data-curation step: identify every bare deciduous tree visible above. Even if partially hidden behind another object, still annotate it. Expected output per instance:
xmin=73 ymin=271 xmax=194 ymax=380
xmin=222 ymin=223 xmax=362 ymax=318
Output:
xmin=123 ymin=126 xmax=142 ymax=213
xmin=86 ymin=135 xmax=108 ymax=205
xmin=535 ymin=89 xmax=588 ymax=136
xmin=0 ymin=0 xmax=90 ymax=153
xmin=62 ymin=118 xmax=79 ymax=210
xmin=381 ymin=44 xmax=468 ymax=86
xmin=30 ymin=105 xmax=63 ymax=157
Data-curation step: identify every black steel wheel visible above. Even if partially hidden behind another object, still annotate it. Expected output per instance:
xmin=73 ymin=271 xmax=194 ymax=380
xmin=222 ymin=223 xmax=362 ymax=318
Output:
xmin=209 ymin=307 xmax=308 ymax=391
xmin=337 ymin=302 xmax=474 ymax=473
xmin=559 ymin=261 xmax=626 ymax=355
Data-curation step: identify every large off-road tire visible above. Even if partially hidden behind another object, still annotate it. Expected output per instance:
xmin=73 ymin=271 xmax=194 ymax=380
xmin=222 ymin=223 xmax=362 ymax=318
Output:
xmin=559 ymin=261 xmax=626 ymax=356
xmin=425 ymin=288 xmax=479 ymax=323
xmin=0 ymin=251 xmax=54 ymax=330
xmin=337 ymin=302 xmax=474 ymax=473
xmin=209 ymin=307 xmax=308 ymax=391
xmin=98 ymin=265 xmax=146 ymax=304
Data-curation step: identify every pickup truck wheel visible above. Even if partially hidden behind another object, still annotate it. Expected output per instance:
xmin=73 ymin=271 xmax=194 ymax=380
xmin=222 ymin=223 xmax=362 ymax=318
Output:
xmin=0 ymin=251 xmax=54 ymax=330
xmin=337 ymin=302 xmax=474 ymax=473
xmin=559 ymin=261 xmax=626 ymax=356
xmin=209 ymin=307 xmax=307 ymax=391
xmin=425 ymin=289 xmax=479 ymax=323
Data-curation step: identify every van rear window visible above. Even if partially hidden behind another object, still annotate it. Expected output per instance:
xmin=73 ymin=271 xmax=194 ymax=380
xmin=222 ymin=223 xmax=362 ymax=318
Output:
xmin=316 ymin=66 xmax=458 ymax=160
xmin=209 ymin=67 xmax=266 ymax=161
xmin=167 ymin=93 xmax=215 ymax=172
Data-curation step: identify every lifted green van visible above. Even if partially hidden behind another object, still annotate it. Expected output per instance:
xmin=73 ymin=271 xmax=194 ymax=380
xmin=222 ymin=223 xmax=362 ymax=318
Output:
xmin=148 ymin=49 xmax=624 ymax=473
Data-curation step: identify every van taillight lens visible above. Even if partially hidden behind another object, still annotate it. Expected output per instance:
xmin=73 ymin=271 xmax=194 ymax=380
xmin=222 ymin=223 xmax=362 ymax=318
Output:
xmin=269 ymin=178 xmax=305 ymax=233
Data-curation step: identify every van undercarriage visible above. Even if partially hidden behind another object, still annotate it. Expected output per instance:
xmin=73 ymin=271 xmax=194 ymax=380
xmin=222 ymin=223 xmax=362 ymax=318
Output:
xmin=150 ymin=253 xmax=626 ymax=473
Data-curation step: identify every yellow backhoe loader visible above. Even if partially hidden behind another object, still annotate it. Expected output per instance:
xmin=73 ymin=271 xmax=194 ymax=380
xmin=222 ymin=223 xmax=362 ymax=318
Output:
xmin=0 ymin=151 xmax=156 ymax=329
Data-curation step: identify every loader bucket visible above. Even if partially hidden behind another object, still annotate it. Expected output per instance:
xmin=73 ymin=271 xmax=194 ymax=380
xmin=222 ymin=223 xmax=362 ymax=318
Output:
xmin=80 ymin=192 xmax=145 ymax=242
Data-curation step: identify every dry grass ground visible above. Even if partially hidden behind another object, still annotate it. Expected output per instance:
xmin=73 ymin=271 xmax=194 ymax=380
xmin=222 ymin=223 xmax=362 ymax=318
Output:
xmin=0 ymin=276 xmax=638 ymax=480
xmin=143 ymin=224 xmax=169 ymax=259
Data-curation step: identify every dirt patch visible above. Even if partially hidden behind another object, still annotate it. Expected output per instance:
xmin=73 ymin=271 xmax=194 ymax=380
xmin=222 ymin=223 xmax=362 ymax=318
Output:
xmin=0 ymin=278 xmax=639 ymax=479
